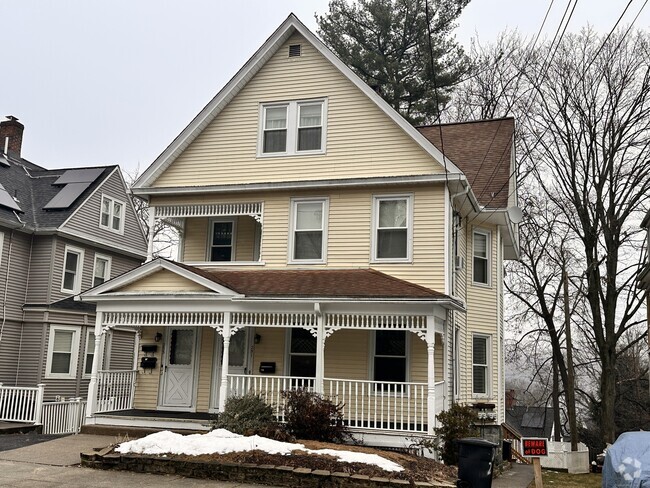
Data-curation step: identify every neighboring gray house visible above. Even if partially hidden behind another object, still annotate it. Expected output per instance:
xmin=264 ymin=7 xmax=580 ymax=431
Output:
xmin=0 ymin=115 xmax=147 ymax=400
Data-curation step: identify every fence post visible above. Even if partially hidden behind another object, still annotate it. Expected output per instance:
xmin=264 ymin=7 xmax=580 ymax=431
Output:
xmin=34 ymin=384 xmax=45 ymax=424
xmin=73 ymin=397 xmax=82 ymax=434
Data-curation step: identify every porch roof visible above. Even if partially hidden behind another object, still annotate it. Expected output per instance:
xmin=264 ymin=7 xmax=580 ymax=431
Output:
xmin=174 ymin=261 xmax=451 ymax=301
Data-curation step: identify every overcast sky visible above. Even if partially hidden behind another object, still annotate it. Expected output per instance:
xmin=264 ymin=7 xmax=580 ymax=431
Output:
xmin=3 ymin=1 xmax=649 ymax=175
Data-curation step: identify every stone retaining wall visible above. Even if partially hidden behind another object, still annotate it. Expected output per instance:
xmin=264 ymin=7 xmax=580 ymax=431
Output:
xmin=81 ymin=450 xmax=454 ymax=488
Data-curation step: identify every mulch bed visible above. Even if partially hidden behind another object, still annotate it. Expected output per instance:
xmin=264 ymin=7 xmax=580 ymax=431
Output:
xmin=138 ymin=440 xmax=457 ymax=484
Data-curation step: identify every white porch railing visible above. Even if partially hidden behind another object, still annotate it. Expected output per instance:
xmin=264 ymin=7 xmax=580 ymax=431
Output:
xmin=41 ymin=398 xmax=87 ymax=434
xmin=0 ymin=383 xmax=45 ymax=424
xmin=96 ymin=370 xmax=137 ymax=414
xmin=227 ymin=374 xmax=314 ymax=421
xmin=226 ymin=375 xmax=446 ymax=434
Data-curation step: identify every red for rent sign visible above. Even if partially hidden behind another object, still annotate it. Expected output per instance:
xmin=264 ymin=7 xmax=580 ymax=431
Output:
xmin=522 ymin=438 xmax=549 ymax=457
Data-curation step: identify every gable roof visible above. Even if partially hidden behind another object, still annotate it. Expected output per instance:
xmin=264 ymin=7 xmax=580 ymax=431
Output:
xmin=0 ymin=152 xmax=118 ymax=231
xmin=417 ymin=118 xmax=515 ymax=209
xmin=133 ymin=14 xmax=462 ymax=191
xmin=506 ymin=405 xmax=554 ymax=439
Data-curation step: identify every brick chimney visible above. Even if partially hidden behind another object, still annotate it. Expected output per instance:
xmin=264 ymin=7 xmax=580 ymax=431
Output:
xmin=0 ymin=115 xmax=24 ymax=158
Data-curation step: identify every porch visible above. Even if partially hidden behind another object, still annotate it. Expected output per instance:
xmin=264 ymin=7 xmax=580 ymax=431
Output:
xmin=90 ymin=369 xmax=446 ymax=435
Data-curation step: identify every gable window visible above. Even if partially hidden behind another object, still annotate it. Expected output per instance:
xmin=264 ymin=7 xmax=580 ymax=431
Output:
xmin=288 ymin=328 xmax=316 ymax=378
xmin=93 ymin=254 xmax=111 ymax=287
xmin=373 ymin=330 xmax=407 ymax=389
xmin=46 ymin=326 xmax=79 ymax=379
xmin=84 ymin=330 xmax=96 ymax=376
xmin=61 ymin=245 xmax=84 ymax=294
xmin=472 ymin=334 xmax=490 ymax=396
xmin=473 ymin=230 xmax=490 ymax=285
xmin=209 ymin=219 xmax=236 ymax=262
xmin=100 ymin=195 xmax=125 ymax=234
xmin=289 ymin=198 xmax=327 ymax=263
xmin=259 ymin=99 xmax=327 ymax=156
xmin=372 ymin=195 xmax=412 ymax=262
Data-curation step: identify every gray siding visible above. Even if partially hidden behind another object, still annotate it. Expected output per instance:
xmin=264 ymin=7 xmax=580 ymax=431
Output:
xmin=14 ymin=318 xmax=46 ymax=387
xmin=107 ymin=329 xmax=136 ymax=370
xmin=0 ymin=228 xmax=31 ymax=321
xmin=25 ymin=235 xmax=55 ymax=304
xmin=0 ymin=319 xmax=21 ymax=384
xmin=61 ymin=169 xmax=147 ymax=256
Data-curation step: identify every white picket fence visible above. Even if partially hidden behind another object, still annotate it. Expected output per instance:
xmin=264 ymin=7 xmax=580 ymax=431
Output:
xmin=41 ymin=398 xmax=87 ymax=435
xmin=0 ymin=383 xmax=45 ymax=424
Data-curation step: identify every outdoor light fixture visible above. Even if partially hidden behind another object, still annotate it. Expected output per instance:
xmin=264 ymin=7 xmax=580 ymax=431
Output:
xmin=254 ymin=334 xmax=262 ymax=344
xmin=154 ymin=332 xmax=163 ymax=342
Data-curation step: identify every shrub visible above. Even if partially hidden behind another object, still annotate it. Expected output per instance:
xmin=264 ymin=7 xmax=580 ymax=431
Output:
xmin=434 ymin=403 xmax=480 ymax=465
xmin=212 ymin=393 xmax=276 ymax=436
xmin=282 ymin=389 xmax=351 ymax=443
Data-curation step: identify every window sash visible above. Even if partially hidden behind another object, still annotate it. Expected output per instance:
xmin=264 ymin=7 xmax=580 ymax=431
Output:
xmin=291 ymin=200 xmax=325 ymax=262
xmin=48 ymin=327 xmax=78 ymax=377
xmin=260 ymin=100 xmax=326 ymax=155
xmin=373 ymin=331 xmax=407 ymax=385
xmin=85 ymin=332 xmax=95 ymax=375
xmin=62 ymin=251 xmax=80 ymax=291
xmin=93 ymin=257 xmax=109 ymax=287
xmin=100 ymin=196 xmax=124 ymax=233
xmin=472 ymin=336 xmax=489 ymax=395
xmin=289 ymin=329 xmax=316 ymax=378
xmin=374 ymin=197 xmax=410 ymax=261
xmin=473 ymin=231 xmax=490 ymax=284
xmin=210 ymin=221 xmax=235 ymax=262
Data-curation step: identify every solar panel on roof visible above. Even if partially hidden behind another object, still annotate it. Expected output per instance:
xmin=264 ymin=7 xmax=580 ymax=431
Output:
xmin=43 ymin=182 xmax=93 ymax=209
xmin=54 ymin=168 xmax=103 ymax=185
xmin=0 ymin=182 xmax=22 ymax=211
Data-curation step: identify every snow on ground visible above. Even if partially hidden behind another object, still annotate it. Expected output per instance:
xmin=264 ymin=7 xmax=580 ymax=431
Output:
xmin=116 ymin=429 xmax=404 ymax=472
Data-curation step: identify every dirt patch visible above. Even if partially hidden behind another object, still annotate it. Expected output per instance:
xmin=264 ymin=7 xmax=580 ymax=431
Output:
xmin=153 ymin=440 xmax=456 ymax=484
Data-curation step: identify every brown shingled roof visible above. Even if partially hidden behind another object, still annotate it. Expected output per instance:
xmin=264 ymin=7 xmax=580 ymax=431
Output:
xmin=417 ymin=118 xmax=514 ymax=208
xmin=173 ymin=262 xmax=450 ymax=300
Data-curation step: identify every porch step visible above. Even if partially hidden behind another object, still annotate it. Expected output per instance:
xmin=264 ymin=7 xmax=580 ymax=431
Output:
xmin=81 ymin=424 xmax=206 ymax=438
xmin=0 ymin=421 xmax=41 ymax=435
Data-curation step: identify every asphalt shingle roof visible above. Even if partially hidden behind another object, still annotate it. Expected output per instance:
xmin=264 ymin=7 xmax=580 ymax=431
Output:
xmin=0 ymin=153 xmax=116 ymax=230
xmin=417 ymin=118 xmax=515 ymax=209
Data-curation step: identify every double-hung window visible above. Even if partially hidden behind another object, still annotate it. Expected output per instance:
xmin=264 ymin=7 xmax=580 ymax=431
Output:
xmin=93 ymin=254 xmax=111 ymax=287
xmin=472 ymin=335 xmax=490 ymax=396
xmin=84 ymin=330 xmax=96 ymax=376
xmin=260 ymin=99 xmax=327 ymax=156
xmin=373 ymin=330 xmax=407 ymax=390
xmin=61 ymin=245 xmax=84 ymax=294
xmin=372 ymin=195 xmax=412 ymax=262
xmin=100 ymin=195 xmax=125 ymax=234
xmin=289 ymin=198 xmax=327 ymax=263
xmin=209 ymin=219 xmax=236 ymax=262
xmin=473 ymin=230 xmax=490 ymax=285
xmin=46 ymin=326 xmax=79 ymax=379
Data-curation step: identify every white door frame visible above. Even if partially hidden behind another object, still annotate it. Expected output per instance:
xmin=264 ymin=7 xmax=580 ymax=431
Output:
xmin=158 ymin=326 xmax=201 ymax=412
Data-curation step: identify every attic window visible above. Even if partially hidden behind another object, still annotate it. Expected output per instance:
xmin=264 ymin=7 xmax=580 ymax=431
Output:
xmin=288 ymin=44 xmax=301 ymax=57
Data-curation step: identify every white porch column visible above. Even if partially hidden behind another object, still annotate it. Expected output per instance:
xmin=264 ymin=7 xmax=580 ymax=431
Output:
xmin=314 ymin=304 xmax=325 ymax=394
xmin=218 ymin=313 xmax=231 ymax=412
xmin=146 ymin=205 xmax=156 ymax=261
xmin=426 ymin=315 xmax=436 ymax=435
xmin=86 ymin=312 xmax=104 ymax=418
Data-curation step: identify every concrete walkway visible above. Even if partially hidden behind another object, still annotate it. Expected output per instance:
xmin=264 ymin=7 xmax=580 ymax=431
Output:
xmin=0 ymin=434 xmax=114 ymax=466
xmin=492 ymin=463 xmax=534 ymax=488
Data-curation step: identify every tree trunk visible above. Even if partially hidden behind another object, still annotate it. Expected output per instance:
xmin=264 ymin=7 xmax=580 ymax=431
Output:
xmin=563 ymin=270 xmax=578 ymax=451
xmin=552 ymin=359 xmax=562 ymax=442
xmin=600 ymin=351 xmax=618 ymax=444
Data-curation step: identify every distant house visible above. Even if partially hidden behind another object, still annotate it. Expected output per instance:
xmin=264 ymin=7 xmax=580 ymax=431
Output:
xmin=0 ymin=116 xmax=147 ymax=400
xmin=78 ymin=15 xmax=519 ymax=448
xmin=506 ymin=405 xmax=554 ymax=440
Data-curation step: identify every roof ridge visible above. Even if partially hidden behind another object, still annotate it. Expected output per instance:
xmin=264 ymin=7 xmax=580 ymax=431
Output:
xmin=416 ymin=116 xmax=515 ymax=129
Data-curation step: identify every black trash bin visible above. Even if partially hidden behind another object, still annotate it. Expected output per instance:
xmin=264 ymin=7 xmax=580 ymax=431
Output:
xmin=502 ymin=440 xmax=512 ymax=462
xmin=456 ymin=438 xmax=497 ymax=488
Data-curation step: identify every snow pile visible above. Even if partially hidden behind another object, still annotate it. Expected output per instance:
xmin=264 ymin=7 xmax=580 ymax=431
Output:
xmin=116 ymin=429 xmax=404 ymax=472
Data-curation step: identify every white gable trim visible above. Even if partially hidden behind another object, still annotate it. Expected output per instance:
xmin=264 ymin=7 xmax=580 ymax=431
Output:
xmin=78 ymin=258 xmax=241 ymax=299
xmin=134 ymin=14 xmax=461 ymax=190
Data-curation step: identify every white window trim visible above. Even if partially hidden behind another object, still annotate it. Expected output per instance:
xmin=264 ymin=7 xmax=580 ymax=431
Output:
xmin=284 ymin=328 xmax=317 ymax=378
xmin=92 ymin=253 xmax=112 ymax=288
xmin=257 ymin=98 xmax=328 ymax=157
xmin=370 ymin=194 xmax=414 ymax=263
xmin=368 ymin=330 xmax=411 ymax=388
xmin=83 ymin=329 xmax=96 ymax=379
xmin=206 ymin=218 xmax=237 ymax=262
xmin=472 ymin=333 xmax=491 ymax=398
xmin=61 ymin=245 xmax=85 ymax=294
xmin=99 ymin=194 xmax=126 ymax=235
xmin=472 ymin=228 xmax=491 ymax=287
xmin=45 ymin=325 xmax=80 ymax=379
xmin=288 ymin=197 xmax=328 ymax=264
xmin=0 ymin=232 xmax=4 ymax=268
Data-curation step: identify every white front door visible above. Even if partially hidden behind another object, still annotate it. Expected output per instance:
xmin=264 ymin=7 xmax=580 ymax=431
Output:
xmin=161 ymin=327 xmax=198 ymax=409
